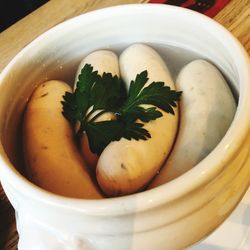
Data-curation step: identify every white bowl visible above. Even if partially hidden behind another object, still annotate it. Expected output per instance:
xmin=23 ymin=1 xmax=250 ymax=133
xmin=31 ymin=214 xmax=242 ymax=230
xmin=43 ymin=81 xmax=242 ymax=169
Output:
xmin=0 ymin=4 xmax=250 ymax=250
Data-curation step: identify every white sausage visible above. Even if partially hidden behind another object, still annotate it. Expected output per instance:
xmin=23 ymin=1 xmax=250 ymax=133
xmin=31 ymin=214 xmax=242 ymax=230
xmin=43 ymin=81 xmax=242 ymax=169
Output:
xmin=96 ymin=44 xmax=179 ymax=196
xmin=150 ymin=59 xmax=236 ymax=188
xmin=74 ymin=50 xmax=120 ymax=169
xmin=23 ymin=80 xmax=102 ymax=198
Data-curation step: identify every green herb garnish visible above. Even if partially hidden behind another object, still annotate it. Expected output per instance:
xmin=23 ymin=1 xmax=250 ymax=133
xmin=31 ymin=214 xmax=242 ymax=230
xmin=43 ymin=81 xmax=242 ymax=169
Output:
xmin=62 ymin=64 xmax=181 ymax=155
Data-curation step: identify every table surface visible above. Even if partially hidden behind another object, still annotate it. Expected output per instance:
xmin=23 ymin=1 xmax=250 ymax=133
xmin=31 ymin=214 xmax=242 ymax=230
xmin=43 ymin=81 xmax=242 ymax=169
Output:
xmin=0 ymin=0 xmax=249 ymax=249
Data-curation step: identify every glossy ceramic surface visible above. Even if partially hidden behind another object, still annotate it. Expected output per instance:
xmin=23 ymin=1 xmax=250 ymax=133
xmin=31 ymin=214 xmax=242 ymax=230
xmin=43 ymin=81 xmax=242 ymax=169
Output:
xmin=0 ymin=4 xmax=249 ymax=250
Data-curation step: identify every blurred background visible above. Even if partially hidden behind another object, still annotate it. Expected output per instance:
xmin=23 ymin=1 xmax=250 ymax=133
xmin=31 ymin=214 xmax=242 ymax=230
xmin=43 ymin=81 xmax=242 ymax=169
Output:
xmin=0 ymin=0 xmax=49 ymax=32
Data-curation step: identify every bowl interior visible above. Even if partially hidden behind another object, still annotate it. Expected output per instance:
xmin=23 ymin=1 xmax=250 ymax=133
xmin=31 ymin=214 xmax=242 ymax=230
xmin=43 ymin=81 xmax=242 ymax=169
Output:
xmin=0 ymin=4 xmax=249 ymax=210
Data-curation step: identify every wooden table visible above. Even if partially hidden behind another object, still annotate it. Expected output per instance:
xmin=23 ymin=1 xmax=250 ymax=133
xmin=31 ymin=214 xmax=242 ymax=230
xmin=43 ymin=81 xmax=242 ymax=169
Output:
xmin=0 ymin=0 xmax=249 ymax=249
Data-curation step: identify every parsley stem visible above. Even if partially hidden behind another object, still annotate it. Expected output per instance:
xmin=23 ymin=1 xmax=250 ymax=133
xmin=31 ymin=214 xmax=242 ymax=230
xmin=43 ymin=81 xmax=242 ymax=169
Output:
xmin=85 ymin=107 xmax=96 ymax=122
xmin=88 ymin=110 xmax=109 ymax=123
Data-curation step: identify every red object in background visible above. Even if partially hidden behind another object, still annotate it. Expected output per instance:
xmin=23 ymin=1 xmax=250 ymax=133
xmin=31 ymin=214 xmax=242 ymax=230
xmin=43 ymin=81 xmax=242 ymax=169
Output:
xmin=148 ymin=0 xmax=231 ymax=17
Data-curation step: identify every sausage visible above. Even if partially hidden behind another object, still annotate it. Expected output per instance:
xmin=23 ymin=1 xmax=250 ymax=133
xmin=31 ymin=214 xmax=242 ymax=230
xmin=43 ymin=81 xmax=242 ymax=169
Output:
xmin=96 ymin=44 xmax=179 ymax=196
xmin=23 ymin=80 xmax=102 ymax=198
xmin=149 ymin=59 xmax=236 ymax=188
xmin=74 ymin=50 xmax=120 ymax=169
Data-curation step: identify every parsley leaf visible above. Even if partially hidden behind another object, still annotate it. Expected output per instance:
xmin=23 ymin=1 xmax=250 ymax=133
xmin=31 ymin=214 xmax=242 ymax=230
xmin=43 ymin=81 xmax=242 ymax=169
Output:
xmin=62 ymin=64 xmax=126 ymax=134
xmin=85 ymin=120 xmax=125 ymax=155
xmin=62 ymin=64 xmax=98 ymax=124
xmin=86 ymin=120 xmax=150 ymax=154
xmin=121 ymin=121 xmax=151 ymax=141
xmin=90 ymin=73 xmax=127 ymax=112
xmin=117 ymin=70 xmax=182 ymax=121
xmin=62 ymin=64 xmax=181 ymax=155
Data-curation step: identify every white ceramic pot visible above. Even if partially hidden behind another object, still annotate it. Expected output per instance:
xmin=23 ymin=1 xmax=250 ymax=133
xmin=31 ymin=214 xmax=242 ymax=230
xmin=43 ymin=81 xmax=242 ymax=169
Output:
xmin=0 ymin=4 xmax=249 ymax=250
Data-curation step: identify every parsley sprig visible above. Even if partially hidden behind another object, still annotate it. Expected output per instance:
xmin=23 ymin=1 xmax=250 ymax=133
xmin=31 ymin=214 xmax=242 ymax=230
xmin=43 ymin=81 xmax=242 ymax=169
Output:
xmin=62 ymin=64 xmax=181 ymax=155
